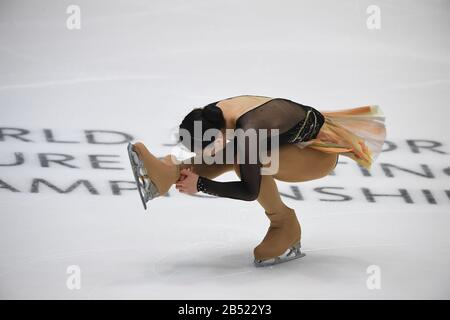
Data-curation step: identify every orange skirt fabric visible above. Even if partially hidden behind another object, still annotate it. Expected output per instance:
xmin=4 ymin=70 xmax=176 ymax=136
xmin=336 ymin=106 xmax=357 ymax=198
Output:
xmin=294 ymin=105 xmax=387 ymax=170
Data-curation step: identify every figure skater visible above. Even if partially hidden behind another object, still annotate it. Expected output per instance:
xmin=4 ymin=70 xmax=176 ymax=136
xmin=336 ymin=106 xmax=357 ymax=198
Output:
xmin=127 ymin=95 xmax=386 ymax=267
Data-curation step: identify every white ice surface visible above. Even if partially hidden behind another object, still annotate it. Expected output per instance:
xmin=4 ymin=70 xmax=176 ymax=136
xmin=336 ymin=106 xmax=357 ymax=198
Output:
xmin=0 ymin=0 xmax=449 ymax=299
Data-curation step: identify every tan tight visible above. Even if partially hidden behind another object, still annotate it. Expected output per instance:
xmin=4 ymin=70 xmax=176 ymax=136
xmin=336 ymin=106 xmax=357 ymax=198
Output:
xmin=188 ymin=144 xmax=338 ymax=214
xmin=170 ymin=144 xmax=339 ymax=259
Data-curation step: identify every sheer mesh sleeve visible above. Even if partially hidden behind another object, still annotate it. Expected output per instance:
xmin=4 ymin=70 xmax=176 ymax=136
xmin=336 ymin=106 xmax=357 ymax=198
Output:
xmin=196 ymin=98 xmax=324 ymax=201
xmin=197 ymin=133 xmax=262 ymax=201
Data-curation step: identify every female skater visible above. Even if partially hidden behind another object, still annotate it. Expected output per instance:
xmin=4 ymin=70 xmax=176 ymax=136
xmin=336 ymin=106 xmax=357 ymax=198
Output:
xmin=127 ymin=95 xmax=386 ymax=266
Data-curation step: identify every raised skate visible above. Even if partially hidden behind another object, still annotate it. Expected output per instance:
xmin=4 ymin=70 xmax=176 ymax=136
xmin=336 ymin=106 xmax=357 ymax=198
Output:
xmin=127 ymin=142 xmax=184 ymax=210
xmin=127 ymin=143 xmax=159 ymax=210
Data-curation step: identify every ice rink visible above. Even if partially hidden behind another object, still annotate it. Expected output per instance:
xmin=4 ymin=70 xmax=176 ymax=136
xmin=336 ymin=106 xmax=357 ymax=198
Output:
xmin=0 ymin=0 xmax=449 ymax=299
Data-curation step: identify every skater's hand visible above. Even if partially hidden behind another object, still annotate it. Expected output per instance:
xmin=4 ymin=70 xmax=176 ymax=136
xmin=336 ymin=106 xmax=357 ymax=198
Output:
xmin=177 ymin=166 xmax=193 ymax=182
xmin=176 ymin=168 xmax=199 ymax=194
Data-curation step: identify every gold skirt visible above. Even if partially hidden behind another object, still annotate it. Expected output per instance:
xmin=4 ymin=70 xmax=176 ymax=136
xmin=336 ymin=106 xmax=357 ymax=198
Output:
xmin=295 ymin=105 xmax=387 ymax=170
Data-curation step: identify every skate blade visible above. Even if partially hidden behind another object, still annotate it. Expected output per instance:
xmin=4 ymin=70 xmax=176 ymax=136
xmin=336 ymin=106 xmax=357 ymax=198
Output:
xmin=127 ymin=143 xmax=160 ymax=210
xmin=254 ymin=242 xmax=305 ymax=268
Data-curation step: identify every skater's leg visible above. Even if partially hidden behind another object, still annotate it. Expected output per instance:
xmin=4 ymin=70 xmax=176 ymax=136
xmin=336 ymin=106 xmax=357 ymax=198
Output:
xmin=234 ymin=165 xmax=301 ymax=262
xmin=185 ymin=141 xmax=236 ymax=179
xmin=241 ymin=146 xmax=336 ymax=263
xmin=191 ymin=162 xmax=234 ymax=179
xmin=273 ymin=145 xmax=338 ymax=182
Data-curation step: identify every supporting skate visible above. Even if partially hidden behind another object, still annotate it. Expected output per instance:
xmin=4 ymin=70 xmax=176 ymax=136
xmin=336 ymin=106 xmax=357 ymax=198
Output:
xmin=127 ymin=143 xmax=160 ymax=210
xmin=254 ymin=242 xmax=305 ymax=267
xmin=253 ymin=207 xmax=304 ymax=267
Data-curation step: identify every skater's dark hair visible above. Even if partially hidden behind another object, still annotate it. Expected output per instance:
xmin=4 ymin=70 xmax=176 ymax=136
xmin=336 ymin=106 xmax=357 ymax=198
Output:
xmin=179 ymin=102 xmax=225 ymax=151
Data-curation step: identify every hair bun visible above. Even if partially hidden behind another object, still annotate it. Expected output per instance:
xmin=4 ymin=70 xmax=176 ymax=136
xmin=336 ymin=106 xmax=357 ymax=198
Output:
xmin=202 ymin=103 xmax=225 ymax=128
